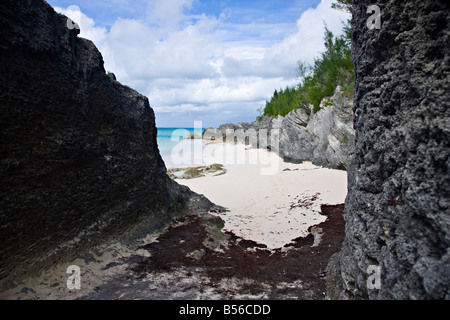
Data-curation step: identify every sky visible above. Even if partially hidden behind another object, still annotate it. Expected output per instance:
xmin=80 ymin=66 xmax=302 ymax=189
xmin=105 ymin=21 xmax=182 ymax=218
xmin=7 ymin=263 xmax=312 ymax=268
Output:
xmin=46 ymin=0 xmax=350 ymax=128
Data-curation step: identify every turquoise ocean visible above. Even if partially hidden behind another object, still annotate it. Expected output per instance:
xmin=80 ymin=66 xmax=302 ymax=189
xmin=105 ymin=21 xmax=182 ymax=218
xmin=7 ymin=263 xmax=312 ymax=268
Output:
xmin=157 ymin=127 xmax=207 ymax=169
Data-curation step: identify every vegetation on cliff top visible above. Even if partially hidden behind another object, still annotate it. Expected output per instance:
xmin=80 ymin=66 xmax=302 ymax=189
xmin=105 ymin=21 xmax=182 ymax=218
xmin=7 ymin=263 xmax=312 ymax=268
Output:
xmin=262 ymin=0 xmax=353 ymax=118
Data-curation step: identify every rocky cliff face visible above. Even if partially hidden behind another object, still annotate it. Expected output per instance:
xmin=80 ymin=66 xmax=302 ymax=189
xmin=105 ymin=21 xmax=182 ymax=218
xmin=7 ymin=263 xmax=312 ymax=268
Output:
xmin=327 ymin=0 xmax=450 ymax=299
xmin=206 ymin=86 xmax=355 ymax=170
xmin=0 ymin=0 xmax=215 ymax=290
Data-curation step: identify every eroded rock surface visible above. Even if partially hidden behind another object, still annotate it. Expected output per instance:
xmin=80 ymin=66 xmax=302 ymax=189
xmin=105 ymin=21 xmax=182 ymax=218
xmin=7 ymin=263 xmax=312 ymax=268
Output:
xmin=206 ymin=86 xmax=355 ymax=170
xmin=326 ymin=0 xmax=450 ymax=300
xmin=0 ymin=0 xmax=217 ymax=291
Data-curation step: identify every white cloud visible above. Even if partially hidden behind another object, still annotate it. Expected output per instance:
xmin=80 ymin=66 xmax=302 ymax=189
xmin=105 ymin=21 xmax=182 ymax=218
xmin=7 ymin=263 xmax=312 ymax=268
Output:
xmin=151 ymin=76 xmax=290 ymax=107
xmin=264 ymin=0 xmax=350 ymax=67
xmin=55 ymin=5 xmax=107 ymax=46
xmin=218 ymin=0 xmax=350 ymax=80
xmin=97 ymin=13 xmax=222 ymax=87
xmin=53 ymin=0 xmax=350 ymax=128
xmin=145 ymin=0 xmax=195 ymax=33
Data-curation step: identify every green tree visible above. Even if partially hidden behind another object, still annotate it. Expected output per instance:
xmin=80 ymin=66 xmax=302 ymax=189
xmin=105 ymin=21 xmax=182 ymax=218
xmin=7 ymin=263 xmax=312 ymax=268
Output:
xmin=298 ymin=25 xmax=354 ymax=112
xmin=331 ymin=0 xmax=352 ymax=14
xmin=262 ymin=1 xmax=354 ymax=118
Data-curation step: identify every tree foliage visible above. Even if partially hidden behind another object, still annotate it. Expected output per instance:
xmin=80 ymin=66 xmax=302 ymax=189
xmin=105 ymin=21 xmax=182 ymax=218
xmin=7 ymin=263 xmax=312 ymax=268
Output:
xmin=264 ymin=26 xmax=354 ymax=117
xmin=263 ymin=1 xmax=354 ymax=118
xmin=331 ymin=0 xmax=352 ymax=14
xmin=263 ymin=86 xmax=302 ymax=117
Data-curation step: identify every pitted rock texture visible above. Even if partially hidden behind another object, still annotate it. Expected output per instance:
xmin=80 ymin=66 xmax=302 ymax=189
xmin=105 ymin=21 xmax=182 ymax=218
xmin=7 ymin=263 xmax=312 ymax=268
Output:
xmin=326 ymin=0 xmax=450 ymax=299
xmin=0 ymin=0 xmax=215 ymax=290
xmin=206 ymin=86 xmax=355 ymax=170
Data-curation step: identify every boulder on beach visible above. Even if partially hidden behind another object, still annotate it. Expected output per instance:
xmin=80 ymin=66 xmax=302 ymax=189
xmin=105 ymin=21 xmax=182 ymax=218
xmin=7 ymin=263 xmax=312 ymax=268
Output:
xmin=183 ymin=133 xmax=202 ymax=140
xmin=180 ymin=168 xmax=206 ymax=179
xmin=202 ymin=128 xmax=224 ymax=141
xmin=168 ymin=164 xmax=227 ymax=180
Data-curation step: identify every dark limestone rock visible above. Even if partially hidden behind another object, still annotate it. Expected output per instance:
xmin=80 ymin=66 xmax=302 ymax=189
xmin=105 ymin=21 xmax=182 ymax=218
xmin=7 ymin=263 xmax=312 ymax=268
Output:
xmin=327 ymin=0 xmax=450 ymax=300
xmin=0 ymin=0 xmax=217 ymax=290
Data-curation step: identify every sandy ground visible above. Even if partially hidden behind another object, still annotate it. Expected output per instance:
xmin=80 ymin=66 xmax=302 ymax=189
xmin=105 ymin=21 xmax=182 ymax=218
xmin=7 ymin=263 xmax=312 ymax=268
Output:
xmin=0 ymin=231 xmax=164 ymax=300
xmin=1 ymin=143 xmax=348 ymax=300
xmin=175 ymin=143 xmax=348 ymax=249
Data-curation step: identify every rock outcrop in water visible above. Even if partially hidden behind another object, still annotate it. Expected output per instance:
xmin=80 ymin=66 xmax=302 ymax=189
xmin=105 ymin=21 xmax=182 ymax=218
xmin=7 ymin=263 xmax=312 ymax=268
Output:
xmin=205 ymin=86 xmax=355 ymax=170
xmin=326 ymin=0 xmax=450 ymax=299
xmin=0 ymin=0 xmax=216 ymax=290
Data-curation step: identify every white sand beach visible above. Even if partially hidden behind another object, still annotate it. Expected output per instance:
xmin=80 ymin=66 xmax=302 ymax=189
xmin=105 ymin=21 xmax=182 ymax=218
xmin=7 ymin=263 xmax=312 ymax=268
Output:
xmin=175 ymin=143 xmax=348 ymax=249
xmin=1 ymin=143 xmax=347 ymax=300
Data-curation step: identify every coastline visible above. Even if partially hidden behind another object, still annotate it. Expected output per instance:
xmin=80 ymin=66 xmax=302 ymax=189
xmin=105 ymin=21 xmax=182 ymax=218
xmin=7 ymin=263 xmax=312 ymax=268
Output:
xmin=171 ymin=142 xmax=348 ymax=249
xmin=1 ymin=141 xmax=348 ymax=300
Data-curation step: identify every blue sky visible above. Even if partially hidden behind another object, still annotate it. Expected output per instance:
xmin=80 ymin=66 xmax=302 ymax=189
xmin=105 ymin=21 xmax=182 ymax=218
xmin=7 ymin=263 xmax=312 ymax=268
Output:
xmin=46 ymin=0 xmax=349 ymax=128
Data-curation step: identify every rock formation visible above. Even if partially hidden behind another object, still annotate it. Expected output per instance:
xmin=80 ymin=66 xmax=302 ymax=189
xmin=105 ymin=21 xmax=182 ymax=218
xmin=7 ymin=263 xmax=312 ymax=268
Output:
xmin=326 ymin=0 xmax=450 ymax=299
xmin=167 ymin=164 xmax=227 ymax=180
xmin=0 ymin=0 xmax=216 ymax=290
xmin=183 ymin=133 xmax=202 ymax=140
xmin=205 ymin=86 xmax=355 ymax=170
